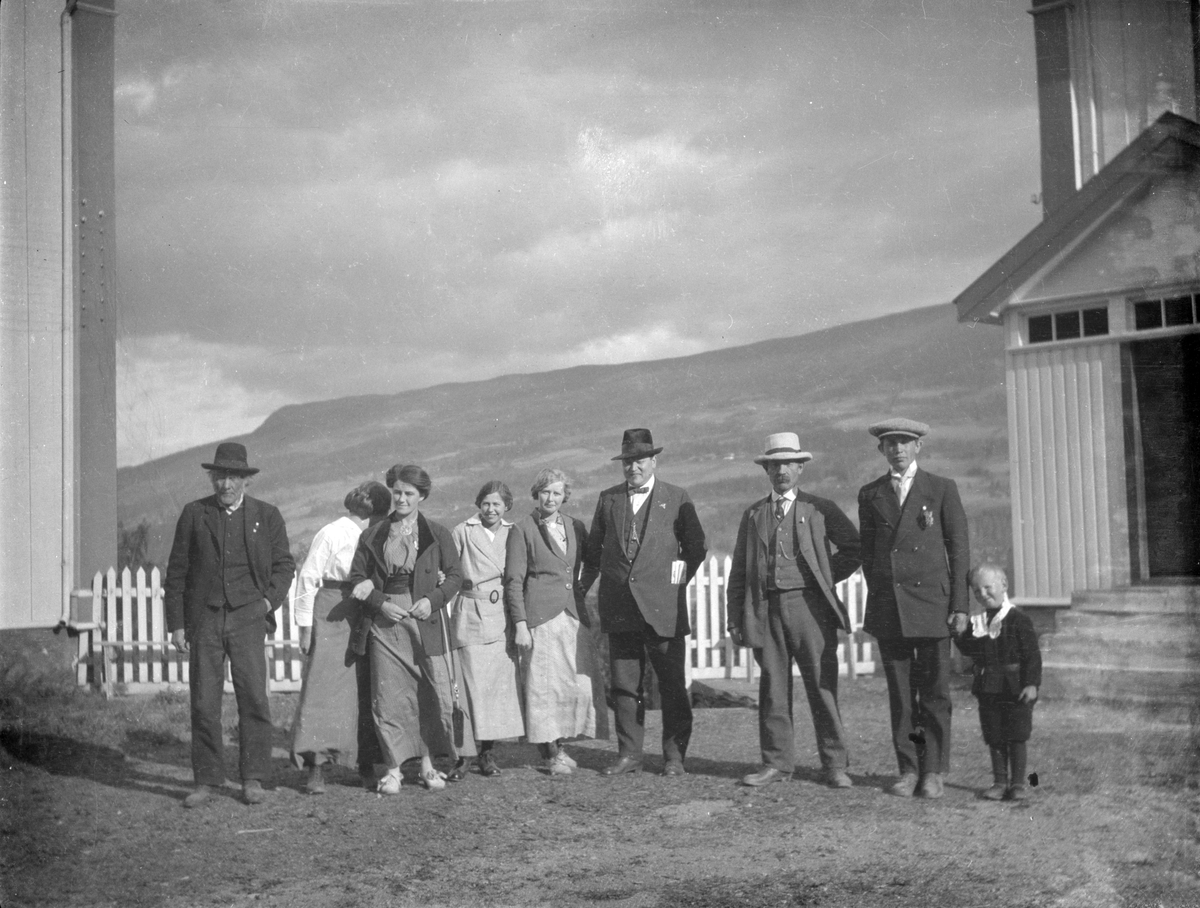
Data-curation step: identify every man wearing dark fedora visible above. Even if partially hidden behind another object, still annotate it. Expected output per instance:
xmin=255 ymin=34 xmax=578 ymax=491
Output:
xmin=165 ymin=442 xmax=295 ymax=807
xmin=858 ymin=418 xmax=969 ymax=799
xmin=581 ymin=428 xmax=707 ymax=776
xmin=726 ymin=433 xmax=861 ymax=789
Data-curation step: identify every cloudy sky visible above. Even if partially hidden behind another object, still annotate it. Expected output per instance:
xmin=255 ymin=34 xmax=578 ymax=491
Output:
xmin=113 ymin=0 xmax=1041 ymax=466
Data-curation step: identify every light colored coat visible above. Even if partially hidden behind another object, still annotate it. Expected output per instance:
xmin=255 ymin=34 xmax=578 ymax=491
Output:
xmin=449 ymin=517 xmax=512 ymax=648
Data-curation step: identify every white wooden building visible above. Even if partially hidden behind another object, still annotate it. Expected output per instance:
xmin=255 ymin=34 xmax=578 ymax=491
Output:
xmin=1 ymin=0 xmax=118 ymax=630
xmin=953 ymin=0 xmax=1199 ymax=713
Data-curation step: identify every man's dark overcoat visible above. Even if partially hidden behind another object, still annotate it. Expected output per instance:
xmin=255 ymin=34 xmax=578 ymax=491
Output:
xmin=581 ymin=479 xmax=707 ymax=637
xmin=858 ymin=469 xmax=969 ymax=640
xmin=164 ymin=494 xmax=295 ymax=634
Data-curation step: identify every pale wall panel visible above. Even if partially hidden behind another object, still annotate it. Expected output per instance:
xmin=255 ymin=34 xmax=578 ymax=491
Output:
xmin=1 ymin=0 xmax=67 ymax=629
xmin=1007 ymin=340 xmax=1125 ymax=599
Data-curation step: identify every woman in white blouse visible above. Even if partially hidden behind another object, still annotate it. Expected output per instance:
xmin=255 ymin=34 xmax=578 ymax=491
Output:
xmin=447 ymin=481 xmax=526 ymax=779
xmin=289 ymin=480 xmax=392 ymax=794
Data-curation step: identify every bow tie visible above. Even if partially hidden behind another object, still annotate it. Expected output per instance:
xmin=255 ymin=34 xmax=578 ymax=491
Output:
xmin=628 ymin=485 xmax=651 ymax=496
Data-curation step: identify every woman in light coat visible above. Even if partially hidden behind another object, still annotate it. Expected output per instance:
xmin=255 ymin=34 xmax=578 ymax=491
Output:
xmin=447 ymin=481 xmax=526 ymax=778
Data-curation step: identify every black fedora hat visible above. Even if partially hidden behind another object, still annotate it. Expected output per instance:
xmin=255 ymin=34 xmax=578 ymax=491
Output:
xmin=201 ymin=442 xmax=260 ymax=476
xmin=611 ymin=428 xmax=663 ymax=461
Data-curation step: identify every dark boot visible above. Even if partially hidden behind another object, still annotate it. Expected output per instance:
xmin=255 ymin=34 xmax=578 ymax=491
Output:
xmin=1007 ymin=742 xmax=1028 ymax=800
xmin=981 ymin=745 xmax=1008 ymax=800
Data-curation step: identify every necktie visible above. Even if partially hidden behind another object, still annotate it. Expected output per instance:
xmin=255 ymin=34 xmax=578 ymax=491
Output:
xmin=774 ymin=498 xmax=786 ymax=522
xmin=890 ymin=474 xmax=903 ymax=502
xmin=628 ymin=485 xmax=650 ymax=496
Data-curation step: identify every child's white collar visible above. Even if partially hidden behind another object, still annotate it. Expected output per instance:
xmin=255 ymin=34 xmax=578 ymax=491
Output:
xmin=971 ymin=595 xmax=1014 ymax=639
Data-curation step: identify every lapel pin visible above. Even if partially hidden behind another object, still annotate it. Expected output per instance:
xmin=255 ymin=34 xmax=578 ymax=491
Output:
xmin=918 ymin=506 xmax=934 ymax=529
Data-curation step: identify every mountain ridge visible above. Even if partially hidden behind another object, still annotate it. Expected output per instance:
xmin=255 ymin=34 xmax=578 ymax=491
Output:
xmin=118 ymin=303 xmax=1011 ymax=569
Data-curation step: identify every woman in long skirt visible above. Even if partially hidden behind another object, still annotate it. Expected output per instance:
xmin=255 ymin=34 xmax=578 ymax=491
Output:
xmin=289 ymin=480 xmax=392 ymax=793
xmin=447 ymin=481 xmax=526 ymax=779
xmin=349 ymin=463 xmax=473 ymax=793
xmin=504 ymin=468 xmax=607 ymax=774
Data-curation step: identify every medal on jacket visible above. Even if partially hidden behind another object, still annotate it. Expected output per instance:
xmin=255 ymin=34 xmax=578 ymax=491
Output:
xmin=918 ymin=505 xmax=934 ymax=530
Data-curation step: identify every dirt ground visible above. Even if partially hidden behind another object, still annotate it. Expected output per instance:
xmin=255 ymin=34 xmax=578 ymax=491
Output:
xmin=1 ymin=667 xmax=1198 ymax=908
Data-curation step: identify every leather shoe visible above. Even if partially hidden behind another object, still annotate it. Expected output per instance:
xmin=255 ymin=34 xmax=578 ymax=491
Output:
xmin=477 ymin=751 xmax=501 ymax=777
xmin=981 ymin=783 xmax=1007 ymax=801
xmin=917 ymin=773 xmax=944 ymax=799
xmin=183 ymin=784 xmax=217 ymax=808
xmin=447 ymin=759 xmax=469 ymax=782
xmin=1006 ymin=784 xmax=1028 ymax=802
xmin=241 ymin=780 xmax=267 ymax=805
xmin=742 ymin=767 xmax=789 ymax=787
xmin=889 ymin=773 xmax=919 ymax=797
xmin=662 ymin=760 xmax=687 ymax=777
xmin=823 ymin=769 xmax=853 ymax=789
xmin=601 ymin=755 xmax=643 ymax=776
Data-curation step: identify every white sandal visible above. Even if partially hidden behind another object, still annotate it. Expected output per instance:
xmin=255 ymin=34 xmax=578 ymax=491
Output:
xmin=420 ymin=768 xmax=447 ymax=791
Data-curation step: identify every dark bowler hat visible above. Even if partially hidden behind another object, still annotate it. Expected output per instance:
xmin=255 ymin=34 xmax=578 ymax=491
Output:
xmin=201 ymin=442 xmax=260 ymax=475
xmin=612 ymin=428 xmax=664 ymax=461
xmin=868 ymin=418 xmax=929 ymax=441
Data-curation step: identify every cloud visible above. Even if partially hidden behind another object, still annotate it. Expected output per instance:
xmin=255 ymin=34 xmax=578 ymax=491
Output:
xmin=117 ymin=335 xmax=298 ymax=466
xmin=111 ymin=0 xmax=1042 ymax=465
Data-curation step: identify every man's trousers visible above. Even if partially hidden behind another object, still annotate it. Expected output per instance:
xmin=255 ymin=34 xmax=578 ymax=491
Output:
xmin=189 ymin=602 xmax=273 ymax=785
xmin=755 ymin=588 xmax=849 ymax=773
xmin=876 ymin=635 xmax=953 ymax=775
xmin=609 ymin=624 xmax=692 ymax=762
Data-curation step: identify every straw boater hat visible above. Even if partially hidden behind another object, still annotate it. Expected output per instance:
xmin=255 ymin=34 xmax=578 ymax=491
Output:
xmin=753 ymin=432 xmax=813 ymax=465
xmin=867 ymin=418 xmax=930 ymax=441
xmin=612 ymin=428 xmax=664 ymax=461
xmin=200 ymin=442 xmax=260 ymax=476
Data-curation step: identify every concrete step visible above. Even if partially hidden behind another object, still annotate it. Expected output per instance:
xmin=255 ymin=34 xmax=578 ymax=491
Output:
xmin=1042 ymin=636 xmax=1195 ymax=672
xmin=1042 ymin=663 xmax=1199 ymax=719
xmin=1052 ymin=611 xmax=1199 ymax=647
xmin=1041 ymin=586 xmax=1200 ymax=721
xmin=1070 ymin=585 xmax=1200 ymax=615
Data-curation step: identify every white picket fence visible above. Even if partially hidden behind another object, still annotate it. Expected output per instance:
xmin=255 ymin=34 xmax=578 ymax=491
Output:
xmin=684 ymin=556 xmax=875 ymax=683
xmin=68 ymin=567 xmax=305 ymax=696
xmin=69 ymin=561 xmax=874 ymax=695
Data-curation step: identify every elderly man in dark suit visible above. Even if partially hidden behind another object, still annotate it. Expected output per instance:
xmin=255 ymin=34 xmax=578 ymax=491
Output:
xmin=858 ymin=419 xmax=969 ymax=799
xmin=581 ymin=428 xmax=707 ymax=776
xmin=727 ymin=433 xmax=861 ymax=789
xmin=166 ymin=443 xmax=295 ymax=807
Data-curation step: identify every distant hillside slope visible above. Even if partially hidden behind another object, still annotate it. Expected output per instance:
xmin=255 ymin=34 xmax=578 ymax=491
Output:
xmin=118 ymin=304 xmax=1010 ymax=569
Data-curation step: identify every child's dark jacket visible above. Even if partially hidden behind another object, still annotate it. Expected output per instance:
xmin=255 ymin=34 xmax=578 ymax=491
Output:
xmin=954 ymin=605 xmax=1042 ymax=699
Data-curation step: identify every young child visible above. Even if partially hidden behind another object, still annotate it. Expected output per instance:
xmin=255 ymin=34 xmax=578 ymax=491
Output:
xmin=954 ymin=563 xmax=1042 ymax=801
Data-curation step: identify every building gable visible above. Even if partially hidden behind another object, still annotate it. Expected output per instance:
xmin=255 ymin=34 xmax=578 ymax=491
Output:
xmin=955 ymin=113 xmax=1200 ymax=324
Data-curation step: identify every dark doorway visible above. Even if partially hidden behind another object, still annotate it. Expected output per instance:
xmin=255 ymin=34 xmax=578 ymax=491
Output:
xmin=1124 ymin=333 xmax=1200 ymax=580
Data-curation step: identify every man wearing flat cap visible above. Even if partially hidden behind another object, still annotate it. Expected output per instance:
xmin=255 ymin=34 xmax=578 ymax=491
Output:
xmin=726 ymin=433 xmax=861 ymax=788
xmin=581 ymin=428 xmax=707 ymax=776
xmin=165 ymin=442 xmax=295 ymax=807
xmin=858 ymin=419 xmax=969 ymax=799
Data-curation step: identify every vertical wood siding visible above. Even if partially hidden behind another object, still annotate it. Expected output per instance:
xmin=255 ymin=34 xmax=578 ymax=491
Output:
xmin=1008 ymin=341 xmax=1127 ymax=598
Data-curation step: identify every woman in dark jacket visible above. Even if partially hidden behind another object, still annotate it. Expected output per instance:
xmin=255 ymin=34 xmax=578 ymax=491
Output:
xmin=349 ymin=464 xmax=472 ymax=792
xmin=504 ymin=468 xmax=606 ymax=774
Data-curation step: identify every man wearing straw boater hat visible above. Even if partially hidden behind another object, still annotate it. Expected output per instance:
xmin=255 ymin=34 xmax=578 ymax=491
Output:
xmin=726 ymin=432 xmax=861 ymax=789
xmin=581 ymin=428 xmax=707 ymax=777
xmin=858 ymin=418 xmax=969 ymax=800
xmin=165 ymin=442 xmax=295 ymax=807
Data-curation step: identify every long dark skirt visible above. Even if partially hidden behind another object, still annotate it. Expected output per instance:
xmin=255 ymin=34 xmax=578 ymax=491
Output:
xmin=290 ymin=587 xmax=368 ymax=768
